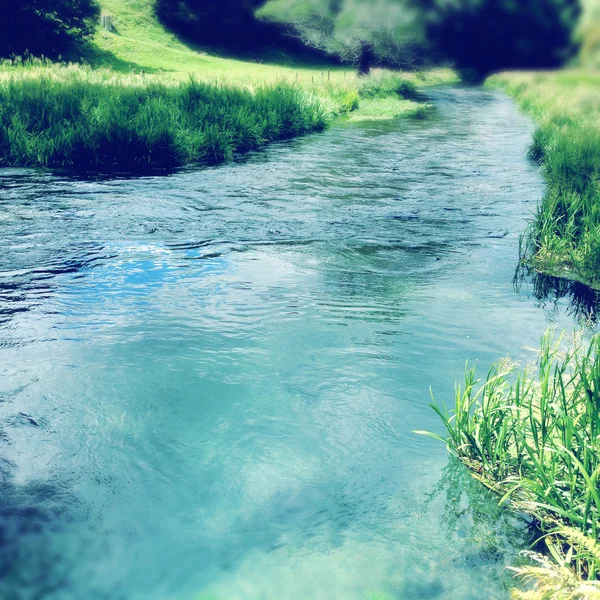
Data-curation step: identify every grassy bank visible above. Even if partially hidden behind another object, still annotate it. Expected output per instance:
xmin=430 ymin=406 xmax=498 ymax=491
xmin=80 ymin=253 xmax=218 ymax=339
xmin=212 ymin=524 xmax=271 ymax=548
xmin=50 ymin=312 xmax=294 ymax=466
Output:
xmin=0 ymin=60 xmax=439 ymax=169
xmin=420 ymin=331 xmax=600 ymax=599
xmin=0 ymin=61 xmax=327 ymax=170
xmin=487 ymin=71 xmax=600 ymax=290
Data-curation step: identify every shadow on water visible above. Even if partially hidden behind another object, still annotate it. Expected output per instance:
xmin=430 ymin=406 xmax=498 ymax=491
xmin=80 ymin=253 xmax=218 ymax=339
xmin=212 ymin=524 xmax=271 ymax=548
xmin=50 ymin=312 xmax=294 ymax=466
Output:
xmin=514 ymin=264 xmax=600 ymax=324
xmin=0 ymin=241 xmax=112 ymax=328
xmin=0 ymin=457 xmax=82 ymax=599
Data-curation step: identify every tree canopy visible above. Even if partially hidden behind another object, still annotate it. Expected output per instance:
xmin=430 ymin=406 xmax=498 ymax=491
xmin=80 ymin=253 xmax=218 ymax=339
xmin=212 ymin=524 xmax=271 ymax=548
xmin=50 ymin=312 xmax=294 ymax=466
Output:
xmin=155 ymin=0 xmax=266 ymax=48
xmin=257 ymin=0 xmax=582 ymax=76
xmin=155 ymin=0 xmax=329 ymax=58
xmin=257 ymin=0 xmax=428 ymax=73
xmin=0 ymin=0 xmax=101 ymax=57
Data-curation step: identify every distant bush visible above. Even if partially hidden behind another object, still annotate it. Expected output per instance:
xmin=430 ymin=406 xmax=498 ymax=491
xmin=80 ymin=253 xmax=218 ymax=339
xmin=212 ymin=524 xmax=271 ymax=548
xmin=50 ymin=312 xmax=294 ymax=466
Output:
xmin=423 ymin=0 xmax=581 ymax=78
xmin=357 ymin=74 xmax=419 ymax=101
xmin=0 ymin=0 xmax=101 ymax=58
xmin=0 ymin=65 xmax=331 ymax=170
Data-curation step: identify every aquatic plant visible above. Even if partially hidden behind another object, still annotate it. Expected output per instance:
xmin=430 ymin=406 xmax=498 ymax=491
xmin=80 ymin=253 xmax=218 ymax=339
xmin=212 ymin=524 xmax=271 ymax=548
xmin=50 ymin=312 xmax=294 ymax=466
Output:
xmin=487 ymin=71 xmax=600 ymax=290
xmin=418 ymin=330 xmax=600 ymax=598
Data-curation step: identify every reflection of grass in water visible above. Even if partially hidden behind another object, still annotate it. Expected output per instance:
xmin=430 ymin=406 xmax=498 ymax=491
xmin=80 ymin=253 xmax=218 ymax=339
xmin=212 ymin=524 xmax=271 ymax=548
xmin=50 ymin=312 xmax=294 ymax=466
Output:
xmin=196 ymin=457 xmax=527 ymax=600
xmin=426 ymin=457 xmax=531 ymax=577
xmin=514 ymin=263 xmax=600 ymax=325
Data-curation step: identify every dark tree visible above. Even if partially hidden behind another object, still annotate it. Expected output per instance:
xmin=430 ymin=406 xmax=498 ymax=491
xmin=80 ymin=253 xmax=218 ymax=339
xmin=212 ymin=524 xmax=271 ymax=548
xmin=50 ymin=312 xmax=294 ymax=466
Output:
xmin=155 ymin=0 xmax=329 ymax=58
xmin=422 ymin=0 xmax=581 ymax=79
xmin=0 ymin=0 xmax=101 ymax=57
xmin=156 ymin=0 xmax=265 ymax=48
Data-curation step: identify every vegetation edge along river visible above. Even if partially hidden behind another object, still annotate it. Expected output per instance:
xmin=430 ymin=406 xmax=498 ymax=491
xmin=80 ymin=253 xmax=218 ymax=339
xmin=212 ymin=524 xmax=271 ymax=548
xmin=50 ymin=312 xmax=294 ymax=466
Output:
xmin=422 ymin=68 xmax=600 ymax=599
xmin=0 ymin=59 xmax=451 ymax=170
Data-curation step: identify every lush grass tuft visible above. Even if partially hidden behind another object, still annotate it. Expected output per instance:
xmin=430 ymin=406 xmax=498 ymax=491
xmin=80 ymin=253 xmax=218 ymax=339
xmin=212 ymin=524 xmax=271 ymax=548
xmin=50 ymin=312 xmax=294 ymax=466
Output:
xmin=419 ymin=330 xmax=600 ymax=598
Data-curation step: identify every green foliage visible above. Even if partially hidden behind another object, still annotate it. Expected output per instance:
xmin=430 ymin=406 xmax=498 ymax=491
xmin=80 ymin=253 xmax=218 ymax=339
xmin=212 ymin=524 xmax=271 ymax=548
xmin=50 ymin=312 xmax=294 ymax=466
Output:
xmin=0 ymin=0 xmax=101 ymax=58
xmin=257 ymin=0 xmax=429 ymax=72
xmin=0 ymin=63 xmax=331 ymax=170
xmin=419 ymin=330 xmax=600 ymax=595
xmin=488 ymin=71 xmax=600 ymax=289
xmin=356 ymin=73 xmax=418 ymax=100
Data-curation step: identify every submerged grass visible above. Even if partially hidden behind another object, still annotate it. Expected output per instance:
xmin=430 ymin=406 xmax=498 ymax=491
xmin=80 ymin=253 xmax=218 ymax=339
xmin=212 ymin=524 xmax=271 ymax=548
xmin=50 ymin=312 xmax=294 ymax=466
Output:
xmin=418 ymin=330 xmax=600 ymax=599
xmin=487 ymin=71 xmax=600 ymax=290
xmin=0 ymin=60 xmax=435 ymax=170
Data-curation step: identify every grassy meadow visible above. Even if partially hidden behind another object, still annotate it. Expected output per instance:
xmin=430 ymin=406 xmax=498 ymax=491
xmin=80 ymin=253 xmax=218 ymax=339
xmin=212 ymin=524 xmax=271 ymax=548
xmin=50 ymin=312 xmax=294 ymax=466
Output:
xmin=487 ymin=71 xmax=600 ymax=290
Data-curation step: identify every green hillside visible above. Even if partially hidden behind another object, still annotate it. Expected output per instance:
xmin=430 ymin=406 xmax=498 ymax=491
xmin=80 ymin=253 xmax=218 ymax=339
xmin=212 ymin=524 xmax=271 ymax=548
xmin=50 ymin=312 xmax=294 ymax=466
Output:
xmin=89 ymin=0 xmax=342 ymax=81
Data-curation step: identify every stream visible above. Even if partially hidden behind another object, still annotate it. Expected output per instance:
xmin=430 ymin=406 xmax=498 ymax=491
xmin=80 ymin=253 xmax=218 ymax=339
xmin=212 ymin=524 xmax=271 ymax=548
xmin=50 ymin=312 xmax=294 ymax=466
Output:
xmin=0 ymin=87 xmax=583 ymax=599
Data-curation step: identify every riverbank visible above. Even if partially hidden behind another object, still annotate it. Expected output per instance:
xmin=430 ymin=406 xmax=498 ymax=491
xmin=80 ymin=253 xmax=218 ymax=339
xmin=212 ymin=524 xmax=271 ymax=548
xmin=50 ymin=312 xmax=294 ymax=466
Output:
xmin=0 ymin=60 xmax=449 ymax=170
xmin=423 ymin=329 xmax=600 ymax=599
xmin=487 ymin=71 xmax=600 ymax=291
xmin=0 ymin=0 xmax=455 ymax=171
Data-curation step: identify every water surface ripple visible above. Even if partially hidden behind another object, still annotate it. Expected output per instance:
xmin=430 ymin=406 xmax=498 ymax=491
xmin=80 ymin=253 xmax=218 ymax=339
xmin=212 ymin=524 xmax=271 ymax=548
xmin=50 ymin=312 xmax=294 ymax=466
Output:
xmin=0 ymin=87 xmax=578 ymax=600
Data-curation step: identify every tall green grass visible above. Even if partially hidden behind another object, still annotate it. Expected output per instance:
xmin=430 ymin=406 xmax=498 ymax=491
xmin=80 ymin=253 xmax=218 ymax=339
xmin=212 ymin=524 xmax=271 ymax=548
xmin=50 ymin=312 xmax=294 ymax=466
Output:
xmin=418 ymin=330 xmax=600 ymax=598
xmin=487 ymin=72 xmax=600 ymax=290
xmin=0 ymin=61 xmax=426 ymax=170
xmin=0 ymin=66 xmax=331 ymax=169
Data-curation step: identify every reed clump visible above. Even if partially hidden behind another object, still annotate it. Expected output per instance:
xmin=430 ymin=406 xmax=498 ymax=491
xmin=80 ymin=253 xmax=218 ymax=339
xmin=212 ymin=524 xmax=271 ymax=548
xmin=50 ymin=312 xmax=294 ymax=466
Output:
xmin=0 ymin=64 xmax=331 ymax=169
xmin=418 ymin=330 xmax=600 ymax=599
xmin=487 ymin=72 xmax=600 ymax=290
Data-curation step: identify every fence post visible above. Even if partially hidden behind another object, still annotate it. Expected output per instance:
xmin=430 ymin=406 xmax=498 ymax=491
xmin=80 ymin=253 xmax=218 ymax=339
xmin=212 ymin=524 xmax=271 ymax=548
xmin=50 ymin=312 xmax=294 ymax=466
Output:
xmin=101 ymin=14 xmax=113 ymax=31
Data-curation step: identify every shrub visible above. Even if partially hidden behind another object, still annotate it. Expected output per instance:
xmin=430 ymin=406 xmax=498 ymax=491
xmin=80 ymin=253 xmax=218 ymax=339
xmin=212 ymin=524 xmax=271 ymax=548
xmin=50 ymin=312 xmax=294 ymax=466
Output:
xmin=0 ymin=0 xmax=101 ymax=58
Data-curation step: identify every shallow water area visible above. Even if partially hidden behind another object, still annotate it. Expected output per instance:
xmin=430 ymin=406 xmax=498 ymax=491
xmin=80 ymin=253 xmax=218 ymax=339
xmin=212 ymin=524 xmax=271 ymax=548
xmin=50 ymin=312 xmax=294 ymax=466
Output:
xmin=0 ymin=87 xmax=584 ymax=600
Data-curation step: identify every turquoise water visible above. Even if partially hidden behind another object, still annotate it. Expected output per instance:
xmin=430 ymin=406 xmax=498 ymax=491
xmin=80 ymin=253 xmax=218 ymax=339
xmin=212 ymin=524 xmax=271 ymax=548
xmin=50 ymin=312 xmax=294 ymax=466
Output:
xmin=0 ymin=88 xmax=581 ymax=599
